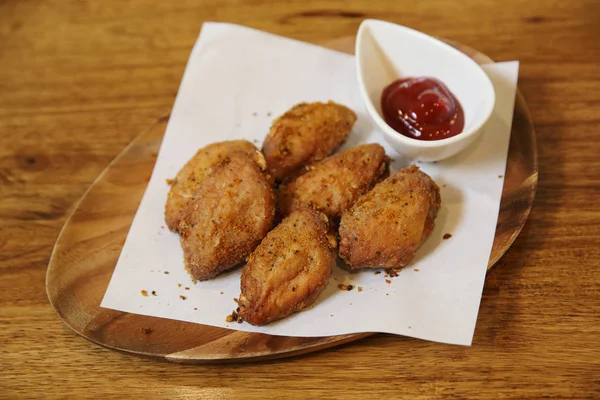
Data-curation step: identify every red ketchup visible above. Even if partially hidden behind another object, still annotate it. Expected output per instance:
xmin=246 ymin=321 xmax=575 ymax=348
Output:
xmin=381 ymin=77 xmax=464 ymax=141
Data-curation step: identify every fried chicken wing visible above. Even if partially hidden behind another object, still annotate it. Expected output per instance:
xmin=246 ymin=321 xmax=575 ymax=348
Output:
xmin=165 ymin=140 xmax=260 ymax=232
xmin=262 ymin=101 xmax=357 ymax=181
xmin=238 ymin=209 xmax=335 ymax=325
xmin=179 ymin=152 xmax=275 ymax=281
xmin=338 ymin=165 xmax=441 ymax=269
xmin=277 ymin=144 xmax=389 ymax=222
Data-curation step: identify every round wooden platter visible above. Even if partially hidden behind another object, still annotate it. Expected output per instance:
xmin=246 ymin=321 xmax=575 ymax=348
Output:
xmin=46 ymin=37 xmax=538 ymax=363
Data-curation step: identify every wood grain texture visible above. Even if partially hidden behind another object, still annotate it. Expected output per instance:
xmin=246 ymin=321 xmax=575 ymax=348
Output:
xmin=1 ymin=0 xmax=599 ymax=398
xmin=44 ymin=38 xmax=536 ymax=363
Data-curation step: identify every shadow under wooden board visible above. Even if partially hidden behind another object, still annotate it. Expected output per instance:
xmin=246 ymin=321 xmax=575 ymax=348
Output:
xmin=46 ymin=36 xmax=538 ymax=363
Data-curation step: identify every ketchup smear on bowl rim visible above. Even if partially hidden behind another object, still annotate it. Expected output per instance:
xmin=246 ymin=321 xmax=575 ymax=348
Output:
xmin=381 ymin=77 xmax=464 ymax=141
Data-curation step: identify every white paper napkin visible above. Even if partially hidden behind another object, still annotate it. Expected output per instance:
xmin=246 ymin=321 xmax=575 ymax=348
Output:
xmin=101 ymin=22 xmax=519 ymax=346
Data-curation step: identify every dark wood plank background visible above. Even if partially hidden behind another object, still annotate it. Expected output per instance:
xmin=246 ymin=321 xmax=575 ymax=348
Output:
xmin=1 ymin=0 xmax=598 ymax=398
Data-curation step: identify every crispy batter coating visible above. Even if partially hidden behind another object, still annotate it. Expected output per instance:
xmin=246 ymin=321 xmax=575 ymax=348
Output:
xmin=165 ymin=140 xmax=260 ymax=232
xmin=262 ymin=101 xmax=357 ymax=181
xmin=179 ymin=152 xmax=275 ymax=281
xmin=338 ymin=165 xmax=441 ymax=269
xmin=277 ymin=144 xmax=390 ymax=222
xmin=238 ymin=209 xmax=336 ymax=325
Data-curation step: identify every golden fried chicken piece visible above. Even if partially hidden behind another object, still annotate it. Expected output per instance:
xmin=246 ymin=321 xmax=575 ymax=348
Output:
xmin=277 ymin=144 xmax=389 ymax=222
xmin=165 ymin=140 xmax=259 ymax=232
xmin=262 ymin=101 xmax=357 ymax=181
xmin=179 ymin=152 xmax=275 ymax=281
xmin=338 ymin=165 xmax=441 ymax=269
xmin=238 ymin=209 xmax=335 ymax=325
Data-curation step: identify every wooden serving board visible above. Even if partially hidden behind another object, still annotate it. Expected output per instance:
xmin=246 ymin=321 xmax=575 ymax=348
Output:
xmin=46 ymin=37 xmax=537 ymax=363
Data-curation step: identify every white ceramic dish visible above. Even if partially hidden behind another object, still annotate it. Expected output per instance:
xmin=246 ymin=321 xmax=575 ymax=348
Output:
xmin=356 ymin=19 xmax=496 ymax=161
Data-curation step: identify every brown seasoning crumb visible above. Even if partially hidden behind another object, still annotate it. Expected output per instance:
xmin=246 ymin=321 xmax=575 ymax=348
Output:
xmin=228 ymin=309 xmax=243 ymax=323
xmin=385 ymin=279 xmax=392 ymax=284
xmin=151 ymin=290 xmax=157 ymax=296
xmin=443 ymin=233 xmax=452 ymax=240
xmin=338 ymin=284 xmax=354 ymax=291
xmin=141 ymin=290 xmax=148 ymax=297
xmin=179 ymin=295 xmax=187 ymax=300
xmin=358 ymin=286 xmax=363 ymax=292
xmin=385 ymin=268 xmax=400 ymax=277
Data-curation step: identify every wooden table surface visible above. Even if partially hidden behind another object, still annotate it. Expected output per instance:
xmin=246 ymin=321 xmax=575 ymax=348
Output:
xmin=1 ymin=0 xmax=599 ymax=398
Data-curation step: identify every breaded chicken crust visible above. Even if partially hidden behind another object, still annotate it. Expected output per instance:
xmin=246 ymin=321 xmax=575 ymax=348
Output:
xmin=338 ymin=165 xmax=441 ymax=269
xmin=179 ymin=152 xmax=275 ymax=281
xmin=277 ymin=143 xmax=389 ymax=222
xmin=165 ymin=140 xmax=260 ymax=232
xmin=262 ymin=101 xmax=357 ymax=181
xmin=238 ymin=209 xmax=335 ymax=325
